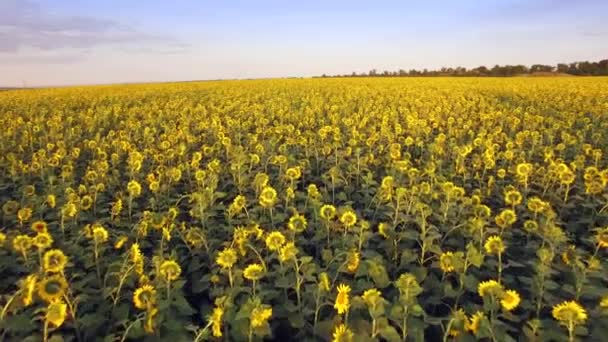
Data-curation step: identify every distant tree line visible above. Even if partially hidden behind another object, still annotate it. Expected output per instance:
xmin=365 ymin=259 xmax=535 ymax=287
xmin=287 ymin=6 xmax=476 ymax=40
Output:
xmin=317 ymin=59 xmax=608 ymax=78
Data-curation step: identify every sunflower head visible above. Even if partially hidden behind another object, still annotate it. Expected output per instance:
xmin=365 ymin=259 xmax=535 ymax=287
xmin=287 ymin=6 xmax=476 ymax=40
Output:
xmin=319 ymin=204 xmax=337 ymax=221
xmin=288 ymin=214 xmax=307 ymax=233
xmin=332 ymin=323 xmax=353 ymax=342
xmin=265 ymin=231 xmax=286 ymax=251
xmin=43 ymin=249 xmax=68 ymax=273
xmin=31 ymin=220 xmax=48 ymax=234
xmin=243 ymin=263 xmax=264 ymax=281
xmin=440 ymin=252 xmax=455 ymax=273
xmin=484 ymin=235 xmax=505 ymax=255
xmin=216 ymin=247 xmax=238 ymax=269
xmin=46 ymin=301 xmax=68 ymax=328
xmin=478 ymin=279 xmax=503 ymax=298
xmin=159 ymin=260 xmax=182 ymax=282
xmin=500 ymin=289 xmax=521 ymax=311
xmin=133 ymin=284 xmax=157 ymax=310
xmin=33 ymin=232 xmax=53 ymax=250
xmin=38 ymin=275 xmax=68 ymax=303
xmin=334 ymin=283 xmax=351 ymax=315
xmin=552 ymin=300 xmax=587 ymax=326
xmin=339 ymin=210 xmax=357 ymax=228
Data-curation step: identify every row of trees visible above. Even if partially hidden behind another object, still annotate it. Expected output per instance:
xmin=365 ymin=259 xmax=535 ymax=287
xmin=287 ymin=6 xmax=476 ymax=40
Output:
xmin=319 ymin=59 xmax=608 ymax=77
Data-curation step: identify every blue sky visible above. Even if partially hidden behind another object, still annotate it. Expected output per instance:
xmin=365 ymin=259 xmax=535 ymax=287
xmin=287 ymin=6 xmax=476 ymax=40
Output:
xmin=1 ymin=0 xmax=607 ymax=86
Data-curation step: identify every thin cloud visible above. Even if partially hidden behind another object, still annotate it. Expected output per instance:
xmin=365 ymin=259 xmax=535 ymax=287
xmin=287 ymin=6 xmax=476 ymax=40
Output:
xmin=0 ymin=0 xmax=188 ymax=53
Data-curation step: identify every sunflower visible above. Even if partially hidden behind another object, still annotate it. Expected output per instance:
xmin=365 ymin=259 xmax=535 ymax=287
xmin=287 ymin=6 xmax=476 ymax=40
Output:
xmin=495 ymin=209 xmax=517 ymax=227
xmin=439 ymin=252 xmax=455 ymax=272
xmin=31 ymin=220 xmax=48 ymax=234
xmin=259 ymin=186 xmax=278 ymax=208
xmin=92 ymin=225 xmax=109 ymax=243
xmin=500 ymin=289 xmax=521 ymax=311
xmin=265 ymin=231 xmax=286 ymax=251
xmin=33 ymin=232 xmax=53 ymax=250
xmin=319 ymin=272 xmax=331 ymax=292
xmin=144 ymin=307 xmax=159 ymax=334
xmin=17 ymin=207 xmax=33 ymax=225
xmin=332 ymin=324 xmax=353 ymax=342
xmin=552 ymin=300 xmax=587 ymax=325
xmin=478 ymin=279 xmax=503 ymax=298
xmin=346 ymin=250 xmax=360 ymax=273
xmin=250 ymin=305 xmax=272 ymax=328
xmin=0 ymin=232 xmax=5 ymax=245
xmin=208 ymin=305 xmax=224 ymax=337
xmin=127 ymin=180 xmax=142 ymax=198
xmin=278 ymin=242 xmax=298 ymax=263
xmin=596 ymin=227 xmax=608 ymax=248
xmin=43 ymin=249 xmax=68 ymax=273
xmin=465 ymin=311 xmax=485 ymax=334
xmin=243 ymin=263 xmax=264 ymax=281
xmin=361 ymin=288 xmax=383 ymax=309
xmin=484 ymin=235 xmax=505 ymax=255
xmin=114 ymin=236 xmax=128 ymax=249
xmin=285 ymin=166 xmax=301 ymax=181
xmin=334 ymin=283 xmax=351 ymax=314
xmin=320 ymin=204 xmax=337 ymax=220
xmin=46 ymin=301 xmax=68 ymax=328
xmin=133 ymin=284 xmax=157 ymax=310
xmin=46 ymin=195 xmax=57 ymax=209
xmin=216 ymin=247 xmax=238 ymax=269
xmin=13 ymin=234 xmax=32 ymax=256
xmin=159 ymin=260 xmax=182 ymax=282
xmin=504 ymin=189 xmax=522 ymax=206
xmin=38 ymin=275 xmax=68 ymax=303
xmin=288 ymin=214 xmax=307 ymax=233
xmin=339 ymin=210 xmax=357 ymax=228
xmin=80 ymin=195 xmax=93 ymax=211
xmin=378 ymin=222 xmax=391 ymax=238
xmin=20 ymin=274 xmax=38 ymax=306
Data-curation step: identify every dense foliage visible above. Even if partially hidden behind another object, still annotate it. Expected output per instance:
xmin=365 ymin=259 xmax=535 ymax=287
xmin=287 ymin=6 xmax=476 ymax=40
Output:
xmin=322 ymin=58 xmax=608 ymax=77
xmin=0 ymin=77 xmax=607 ymax=341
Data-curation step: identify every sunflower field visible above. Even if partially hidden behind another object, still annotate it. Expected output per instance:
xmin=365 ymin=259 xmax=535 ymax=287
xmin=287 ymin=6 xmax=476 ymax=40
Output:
xmin=1 ymin=77 xmax=608 ymax=342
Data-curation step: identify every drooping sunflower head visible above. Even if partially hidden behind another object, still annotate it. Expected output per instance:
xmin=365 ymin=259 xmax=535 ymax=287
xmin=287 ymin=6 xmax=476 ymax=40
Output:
xmin=278 ymin=242 xmax=298 ymax=263
xmin=346 ymin=250 xmax=360 ymax=273
xmin=465 ymin=311 xmax=486 ymax=334
xmin=361 ymin=288 xmax=383 ymax=309
xmin=43 ymin=249 xmax=68 ymax=273
xmin=45 ymin=301 xmax=68 ymax=328
xmin=133 ymin=284 xmax=157 ymax=310
xmin=38 ymin=275 xmax=68 ymax=303
xmin=159 ymin=260 xmax=182 ymax=282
